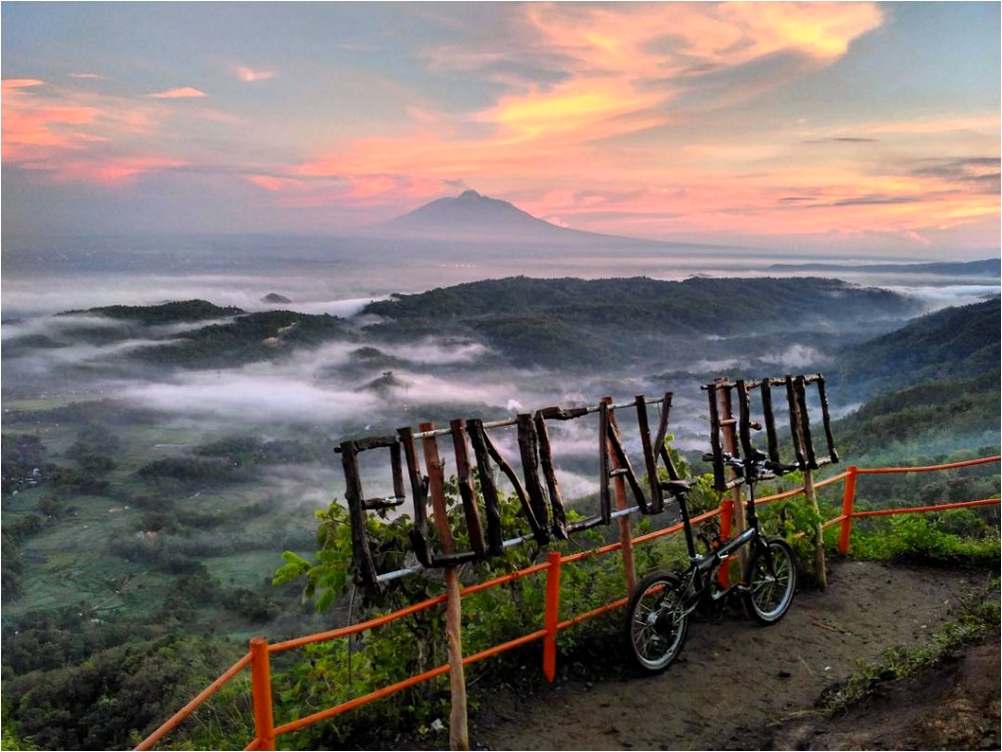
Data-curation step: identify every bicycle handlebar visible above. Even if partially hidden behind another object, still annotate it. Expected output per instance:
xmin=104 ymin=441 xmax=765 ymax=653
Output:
xmin=701 ymin=451 xmax=799 ymax=477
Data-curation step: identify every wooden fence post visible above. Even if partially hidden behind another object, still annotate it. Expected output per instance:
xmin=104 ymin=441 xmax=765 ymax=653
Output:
xmin=419 ymin=422 xmax=470 ymax=752
xmin=542 ymin=550 xmax=562 ymax=683
xmin=838 ymin=466 xmax=858 ymax=555
xmin=716 ymin=381 xmax=745 ymax=586
xmin=249 ymin=637 xmax=275 ymax=751
xmin=802 ymin=467 xmax=828 ymax=589
xmin=602 ymin=397 xmax=636 ymax=590
xmin=789 ymin=378 xmax=828 ymax=588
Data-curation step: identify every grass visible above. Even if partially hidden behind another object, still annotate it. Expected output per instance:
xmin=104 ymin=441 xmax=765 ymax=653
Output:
xmin=820 ymin=580 xmax=1000 ymax=716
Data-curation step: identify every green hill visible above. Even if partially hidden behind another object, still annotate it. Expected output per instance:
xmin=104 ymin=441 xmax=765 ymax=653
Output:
xmin=829 ymin=297 xmax=1000 ymax=465
xmin=834 ymin=370 xmax=1000 ymax=464
xmin=64 ymin=299 xmax=244 ymax=325
xmin=365 ymin=276 xmax=920 ymax=368
xmin=836 ymin=297 xmax=1000 ymax=397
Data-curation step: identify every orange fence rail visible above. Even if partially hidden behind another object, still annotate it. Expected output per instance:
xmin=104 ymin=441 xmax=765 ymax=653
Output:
xmin=136 ymin=454 xmax=1000 ymax=751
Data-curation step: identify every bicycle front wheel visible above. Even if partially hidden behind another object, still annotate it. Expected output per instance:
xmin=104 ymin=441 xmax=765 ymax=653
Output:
xmin=744 ymin=538 xmax=797 ymax=624
xmin=625 ymin=571 xmax=689 ymax=673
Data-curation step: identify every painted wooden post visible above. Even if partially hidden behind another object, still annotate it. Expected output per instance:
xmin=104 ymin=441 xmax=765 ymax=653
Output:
xmin=716 ymin=380 xmax=745 ymax=585
xmin=542 ymin=550 xmax=563 ymax=682
xmin=838 ymin=465 xmax=858 ymax=555
xmin=249 ymin=637 xmax=275 ymax=751
xmin=602 ymin=396 xmax=636 ymax=590
xmin=419 ymin=422 xmax=470 ymax=752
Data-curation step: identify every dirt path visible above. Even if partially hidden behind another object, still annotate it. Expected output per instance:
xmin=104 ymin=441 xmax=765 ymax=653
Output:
xmin=472 ymin=561 xmax=994 ymax=751
xmin=769 ymin=634 xmax=1000 ymax=750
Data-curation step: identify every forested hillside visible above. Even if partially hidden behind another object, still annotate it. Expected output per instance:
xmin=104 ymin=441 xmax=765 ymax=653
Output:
xmin=365 ymin=276 xmax=920 ymax=367
xmin=829 ymin=297 xmax=999 ymax=465
xmin=835 ymin=298 xmax=1000 ymax=397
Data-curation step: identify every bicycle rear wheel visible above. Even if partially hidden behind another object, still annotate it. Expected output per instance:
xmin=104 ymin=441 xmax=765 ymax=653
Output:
xmin=624 ymin=570 xmax=689 ymax=673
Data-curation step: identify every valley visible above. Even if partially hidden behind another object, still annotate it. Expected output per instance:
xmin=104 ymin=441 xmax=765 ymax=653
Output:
xmin=1 ymin=272 xmax=998 ymax=749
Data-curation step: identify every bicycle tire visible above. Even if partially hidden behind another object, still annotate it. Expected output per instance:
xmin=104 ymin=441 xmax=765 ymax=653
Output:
xmin=744 ymin=537 xmax=797 ymax=625
xmin=624 ymin=570 xmax=689 ymax=673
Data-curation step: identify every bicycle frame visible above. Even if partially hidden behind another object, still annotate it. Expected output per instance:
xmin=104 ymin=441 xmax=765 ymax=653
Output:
xmin=673 ymin=460 xmax=770 ymax=602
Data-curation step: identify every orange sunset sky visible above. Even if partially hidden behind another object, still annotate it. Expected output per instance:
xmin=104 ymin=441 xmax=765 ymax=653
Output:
xmin=2 ymin=2 xmax=999 ymax=256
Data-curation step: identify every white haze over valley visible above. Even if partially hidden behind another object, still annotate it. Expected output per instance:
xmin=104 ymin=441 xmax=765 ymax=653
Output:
xmin=3 ymin=233 xmax=999 ymax=512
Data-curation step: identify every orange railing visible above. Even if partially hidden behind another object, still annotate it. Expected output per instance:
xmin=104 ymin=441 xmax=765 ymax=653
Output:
xmin=136 ymin=454 xmax=1000 ymax=751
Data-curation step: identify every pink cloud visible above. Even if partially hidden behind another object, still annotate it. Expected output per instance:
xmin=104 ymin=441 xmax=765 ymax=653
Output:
xmin=3 ymin=79 xmax=45 ymax=90
xmin=2 ymin=79 xmax=191 ymax=185
xmin=245 ymin=171 xmax=445 ymax=210
xmin=147 ymin=87 xmax=207 ymax=99
xmin=69 ymin=73 xmax=108 ymax=80
xmin=234 ymin=66 xmax=276 ymax=82
xmin=32 ymin=155 xmax=188 ymax=185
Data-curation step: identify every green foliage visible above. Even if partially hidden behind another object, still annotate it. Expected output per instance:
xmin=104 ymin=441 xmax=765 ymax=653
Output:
xmin=6 ymin=635 xmax=239 ymax=750
xmin=48 ymin=464 xmax=111 ymax=495
xmin=137 ymin=456 xmax=245 ymax=486
xmin=194 ymin=435 xmax=324 ymax=466
xmin=1 ymin=722 xmax=38 ymax=751
xmin=131 ymin=310 xmax=351 ymax=369
xmin=1 ymin=433 xmax=45 ymax=494
xmin=1 ymin=514 xmax=45 ymax=602
xmin=72 ymin=299 xmax=244 ymax=325
xmin=36 ymin=496 xmax=72 ymax=519
xmin=850 ymin=510 xmax=1000 ymax=568
xmin=2 ymin=606 xmax=160 ymax=675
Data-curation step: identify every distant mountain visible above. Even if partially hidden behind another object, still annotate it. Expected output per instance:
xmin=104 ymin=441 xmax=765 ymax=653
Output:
xmin=768 ymin=258 xmax=1001 ymax=276
xmin=261 ymin=293 xmax=292 ymax=305
xmin=375 ymin=189 xmax=636 ymax=244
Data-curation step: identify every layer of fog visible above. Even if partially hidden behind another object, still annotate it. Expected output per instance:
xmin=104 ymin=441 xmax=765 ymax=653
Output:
xmin=884 ymin=284 xmax=1000 ymax=311
xmin=6 ymin=236 xmax=995 ymax=319
xmin=5 ymin=264 xmax=987 ymax=513
xmin=1 ymin=272 xmax=389 ymax=319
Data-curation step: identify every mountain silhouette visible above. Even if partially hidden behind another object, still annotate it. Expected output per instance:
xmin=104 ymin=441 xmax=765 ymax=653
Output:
xmin=376 ymin=189 xmax=616 ymax=243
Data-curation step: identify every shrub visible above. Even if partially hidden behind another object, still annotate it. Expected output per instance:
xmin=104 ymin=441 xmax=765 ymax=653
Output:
xmin=137 ymin=456 xmax=243 ymax=488
xmin=851 ymin=510 xmax=1000 ymax=568
xmin=7 ymin=635 xmax=241 ymax=750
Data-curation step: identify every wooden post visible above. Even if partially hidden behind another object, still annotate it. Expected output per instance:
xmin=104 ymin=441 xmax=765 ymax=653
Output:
xmin=789 ymin=379 xmax=828 ymax=588
xmin=542 ymin=550 xmax=562 ymax=682
xmin=838 ymin=466 xmax=858 ymax=556
xmin=603 ymin=397 xmax=636 ymax=590
xmin=802 ymin=467 xmax=828 ymax=589
xmin=249 ymin=638 xmax=275 ymax=751
xmin=716 ymin=381 xmax=745 ymax=584
xmin=419 ymin=422 xmax=469 ymax=752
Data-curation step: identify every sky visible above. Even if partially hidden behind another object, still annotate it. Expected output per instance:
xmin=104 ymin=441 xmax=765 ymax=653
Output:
xmin=2 ymin=2 xmax=999 ymax=256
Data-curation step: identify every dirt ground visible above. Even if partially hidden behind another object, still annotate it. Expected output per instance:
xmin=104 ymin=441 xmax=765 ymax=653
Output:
xmin=470 ymin=560 xmax=998 ymax=751
xmin=769 ymin=634 xmax=1000 ymax=750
